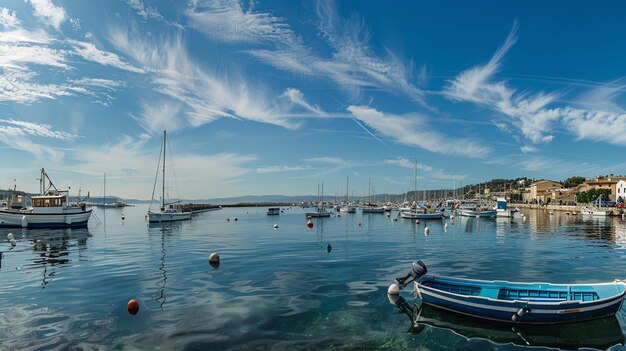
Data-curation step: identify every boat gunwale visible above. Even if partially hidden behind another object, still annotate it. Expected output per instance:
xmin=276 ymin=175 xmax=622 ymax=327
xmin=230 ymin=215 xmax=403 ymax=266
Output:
xmin=0 ymin=208 xmax=93 ymax=216
xmin=418 ymin=275 xmax=626 ymax=306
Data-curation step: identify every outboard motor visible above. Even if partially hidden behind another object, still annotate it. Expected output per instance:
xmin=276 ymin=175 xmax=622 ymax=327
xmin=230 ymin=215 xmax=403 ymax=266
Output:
xmin=393 ymin=260 xmax=427 ymax=291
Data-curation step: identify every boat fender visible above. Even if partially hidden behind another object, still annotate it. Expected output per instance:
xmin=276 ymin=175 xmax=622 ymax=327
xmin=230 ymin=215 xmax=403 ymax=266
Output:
xmin=511 ymin=307 xmax=530 ymax=322
xmin=21 ymin=216 xmax=27 ymax=228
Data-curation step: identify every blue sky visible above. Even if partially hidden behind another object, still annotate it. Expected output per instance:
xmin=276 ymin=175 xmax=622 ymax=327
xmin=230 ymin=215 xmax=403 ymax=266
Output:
xmin=1 ymin=0 xmax=626 ymax=199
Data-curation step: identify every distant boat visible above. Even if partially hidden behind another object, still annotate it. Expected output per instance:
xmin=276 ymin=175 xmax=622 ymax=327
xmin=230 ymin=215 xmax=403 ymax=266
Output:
xmin=147 ymin=131 xmax=191 ymax=223
xmin=0 ymin=168 xmax=92 ymax=228
xmin=458 ymin=209 xmax=497 ymax=218
xmin=306 ymin=183 xmax=332 ymax=217
xmin=391 ymin=260 xmax=626 ymax=324
xmin=582 ymin=194 xmax=612 ymax=216
xmin=494 ymin=197 xmax=514 ymax=218
xmin=400 ymin=160 xmax=443 ymax=219
xmin=266 ymin=207 xmax=280 ymax=215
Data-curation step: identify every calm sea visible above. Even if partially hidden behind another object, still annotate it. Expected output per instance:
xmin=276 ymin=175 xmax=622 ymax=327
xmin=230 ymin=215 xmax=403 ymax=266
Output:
xmin=2 ymin=205 xmax=626 ymax=350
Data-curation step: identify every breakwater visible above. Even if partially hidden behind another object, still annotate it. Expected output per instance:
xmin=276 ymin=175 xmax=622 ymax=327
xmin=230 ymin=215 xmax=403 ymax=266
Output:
xmin=515 ymin=203 xmax=624 ymax=216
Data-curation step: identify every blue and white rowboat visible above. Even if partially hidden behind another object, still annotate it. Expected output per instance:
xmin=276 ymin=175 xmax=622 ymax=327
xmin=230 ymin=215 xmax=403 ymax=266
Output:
xmin=390 ymin=261 xmax=626 ymax=324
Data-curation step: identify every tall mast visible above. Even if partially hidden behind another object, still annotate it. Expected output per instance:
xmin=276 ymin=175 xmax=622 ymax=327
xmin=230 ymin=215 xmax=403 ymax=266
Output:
xmin=104 ymin=172 xmax=106 ymax=205
xmin=162 ymin=130 xmax=166 ymax=209
xmin=413 ymin=160 xmax=417 ymax=204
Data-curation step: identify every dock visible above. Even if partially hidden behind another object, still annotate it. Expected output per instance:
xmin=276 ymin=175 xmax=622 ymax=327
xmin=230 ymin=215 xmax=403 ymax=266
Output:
xmin=514 ymin=203 xmax=624 ymax=216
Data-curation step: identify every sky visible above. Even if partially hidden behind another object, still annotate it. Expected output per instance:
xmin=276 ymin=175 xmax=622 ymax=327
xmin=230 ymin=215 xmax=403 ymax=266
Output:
xmin=1 ymin=0 xmax=626 ymax=200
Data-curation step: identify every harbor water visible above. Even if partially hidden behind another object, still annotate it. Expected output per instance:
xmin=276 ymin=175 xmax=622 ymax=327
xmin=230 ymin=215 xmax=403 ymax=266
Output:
xmin=2 ymin=206 xmax=626 ymax=350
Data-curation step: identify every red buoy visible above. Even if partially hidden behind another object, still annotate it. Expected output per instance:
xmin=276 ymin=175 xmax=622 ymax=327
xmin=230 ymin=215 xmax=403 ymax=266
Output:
xmin=306 ymin=221 xmax=314 ymax=229
xmin=127 ymin=299 xmax=139 ymax=315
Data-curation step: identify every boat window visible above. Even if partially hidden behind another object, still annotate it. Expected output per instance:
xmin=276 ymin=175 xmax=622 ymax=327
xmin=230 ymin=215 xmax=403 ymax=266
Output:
xmin=44 ymin=199 xmax=50 ymax=207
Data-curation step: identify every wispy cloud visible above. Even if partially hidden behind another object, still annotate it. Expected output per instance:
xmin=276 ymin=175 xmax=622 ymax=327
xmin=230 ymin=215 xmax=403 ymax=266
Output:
xmin=384 ymin=157 xmax=466 ymax=182
xmin=26 ymin=0 xmax=66 ymax=30
xmin=108 ymin=25 xmax=310 ymax=130
xmin=347 ymin=105 xmax=491 ymax=158
xmin=384 ymin=157 xmax=433 ymax=171
xmin=307 ymin=157 xmax=347 ymax=165
xmin=186 ymin=0 xmax=426 ymax=105
xmin=0 ymin=119 xmax=76 ymax=159
xmin=69 ymin=40 xmax=146 ymax=73
xmin=123 ymin=0 xmax=184 ymax=29
xmin=255 ymin=165 xmax=314 ymax=174
xmin=520 ymin=145 xmax=537 ymax=153
xmin=131 ymin=101 xmax=184 ymax=135
xmin=445 ymin=23 xmax=562 ymax=144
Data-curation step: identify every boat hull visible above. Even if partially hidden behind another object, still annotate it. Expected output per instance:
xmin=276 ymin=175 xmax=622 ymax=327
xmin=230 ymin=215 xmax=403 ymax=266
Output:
xmin=416 ymin=276 xmax=626 ymax=324
xmin=306 ymin=212 xmax=331 ymax=217
xmin=362 ymin=208 xmax=385 ymax=214
xmin=458 ymin=210 xmax=497 ymax=218
xmin=401 ymin=211 xmax=444 ymax=219
xmin=147 ymin=211 xmax=191 ymax=222
xmin=0 ymin=209 xmax=92 ymax=228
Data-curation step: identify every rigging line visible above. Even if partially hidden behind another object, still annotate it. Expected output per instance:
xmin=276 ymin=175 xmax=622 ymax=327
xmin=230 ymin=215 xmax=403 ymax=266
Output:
xmin=149 ymin=137 xmax=164 ymax=212
xmin=166 ymin=137 xmax=180 ymax=204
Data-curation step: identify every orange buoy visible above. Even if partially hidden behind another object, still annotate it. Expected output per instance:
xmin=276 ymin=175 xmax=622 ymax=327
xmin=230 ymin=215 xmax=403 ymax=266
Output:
xmin=127 ymin=299 xmax=139 ymax=315
xmin=306 ymin=220 xmax=314 ymax=229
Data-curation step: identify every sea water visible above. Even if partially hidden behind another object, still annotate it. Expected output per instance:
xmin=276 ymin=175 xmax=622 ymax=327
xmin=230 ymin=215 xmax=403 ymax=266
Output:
xmin=1 ymin=206 xmax=626 ymax=350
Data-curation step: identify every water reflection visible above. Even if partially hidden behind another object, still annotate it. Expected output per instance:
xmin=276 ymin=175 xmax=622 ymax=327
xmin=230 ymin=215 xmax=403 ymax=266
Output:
xmin=16 ymin=228 xmax=91 ymax=288
xmin=148 ymin=222 xmax=180 ymax=310
xmin=390 ymin=295 xmax=624 ymax=349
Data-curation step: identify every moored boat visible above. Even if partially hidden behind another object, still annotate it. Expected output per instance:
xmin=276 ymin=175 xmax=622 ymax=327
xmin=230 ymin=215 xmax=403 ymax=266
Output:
xmin=458 ymin=209 xmax=497 ymax=218
xmin=389 ymin=260 xmax=626 ymax=324
xmin=266 ymin=207 xmax=280 ymax=215
xmin=0 ymin=169 xmax=92 ymax=228
xmin=147 ymin=131 xmax=191 ymax=223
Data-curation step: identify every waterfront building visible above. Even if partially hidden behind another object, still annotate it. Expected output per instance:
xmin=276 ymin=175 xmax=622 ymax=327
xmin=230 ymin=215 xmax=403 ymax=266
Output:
xmin=617 ymin=180 xmax=626 ymax=203
xmin=524 ymin=180 xmax=562 ymax=203
xmin=580 ymin=176 xmax=626 ymax=202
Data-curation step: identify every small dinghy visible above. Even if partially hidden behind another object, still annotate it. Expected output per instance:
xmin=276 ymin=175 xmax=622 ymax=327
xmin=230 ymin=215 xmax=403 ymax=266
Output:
xmin=389 ymin=261 xmax=626 ymax=324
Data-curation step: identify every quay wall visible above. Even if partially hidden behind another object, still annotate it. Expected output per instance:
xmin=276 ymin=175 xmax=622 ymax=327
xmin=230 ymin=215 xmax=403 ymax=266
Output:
xmin=514 ymin=203 xmax=624 ymax=216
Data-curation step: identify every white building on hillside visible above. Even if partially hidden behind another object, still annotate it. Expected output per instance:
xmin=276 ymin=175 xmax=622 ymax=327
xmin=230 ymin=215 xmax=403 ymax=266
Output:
xmin=617 ymin=180 xmax=626 ymax=203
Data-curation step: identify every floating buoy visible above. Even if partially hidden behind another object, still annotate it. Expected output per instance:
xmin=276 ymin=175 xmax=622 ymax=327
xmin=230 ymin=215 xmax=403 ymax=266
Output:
xmin=273 ymin=224 xmax=279 ymax=229
xmin=450 ymin=215 xmax=455 ymax=220
xmin=234 ymin=218 xmax=238 ymax=221
xmin=387 ymin=283 xmax=400 ymax=295
xmin=386 ymin=213 xmax=390 ymax=217
xmin=208 ymin=252 xmax=220 ymax=264
xmin=424 ymin=226 xmax=430 ymax=235
xmin=307 ymin=215 xmax=312 ymax=219
xmin=121 ymin=214 xmax=125 ymax=220
xmin=393 ymin=218 xmax=398 ymax=222
xmin=415 ymin=219 xmax=419 ymax=224
xmin=7 ymin=233 xmax=14 ymax=241
xmin=444 ymin=222 xmax=448 ymax=229
xmin=337 ymin=214 xmax=341 ymax=217
xmin=227 ymin=218 xmax=230 ymax=222
xmin=358 ymin=222 xmax=362 ymax=227
xmin=127 ymin=299 xmax=139 ymax=315
xmin=306 ymin=221 xmax=314 ymax=229
xmin=327 ymin=244 xmax=332 ymax=253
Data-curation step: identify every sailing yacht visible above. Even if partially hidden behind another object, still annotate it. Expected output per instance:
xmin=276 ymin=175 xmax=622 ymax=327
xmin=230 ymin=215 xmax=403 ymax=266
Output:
xmin=306 ymin=183 xmax=332 ymax=217
xmin=400 ymin=161 xmax=444 ymax=220
xmin=147 ymin=131 xmax=191 ymax=223
xmin=362 ymin=178 xmax=384 ymax=214
xmin=339 ymin=176 xmax=356 ymax=213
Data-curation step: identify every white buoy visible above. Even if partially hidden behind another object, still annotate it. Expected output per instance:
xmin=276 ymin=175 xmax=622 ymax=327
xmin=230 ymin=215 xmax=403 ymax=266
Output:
xmin=122 ymin=214 xmax=126 ymax=220
xmin=415 ymin=219 xmax=419 ymax=224
xmin=208 ymin=252 xmax=220 ymax=264
xmin=387 ymin=283 xmax=400 ymax=295
xmin=450 ymin=215 xmax=455 ymax=220
xmin=424 ymin=226 xmax=430 ymax=235
xmin=7 ymin=233 xmax=14 ymax=241
xmin=273 ymin=224 xmax=278 ymax=229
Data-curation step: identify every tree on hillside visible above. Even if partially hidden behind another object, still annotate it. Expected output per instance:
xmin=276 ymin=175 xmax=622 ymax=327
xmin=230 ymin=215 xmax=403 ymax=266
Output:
xmin=563 ymin=176 xmax=586 ymax=189
xmin=576 ymin=188 xmax=611 ymax=203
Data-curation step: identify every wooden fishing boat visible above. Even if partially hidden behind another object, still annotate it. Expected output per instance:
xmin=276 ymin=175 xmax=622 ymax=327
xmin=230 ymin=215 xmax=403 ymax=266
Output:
xmin=389 ymin=261 xmax=626 ymax=324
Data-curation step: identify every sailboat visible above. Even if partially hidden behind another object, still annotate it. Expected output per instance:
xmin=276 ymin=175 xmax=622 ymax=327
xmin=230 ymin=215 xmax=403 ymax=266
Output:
xmin=147 ymin=131 xmax=191 ymax=223
xmin=362 ymin=178 xmax=384 ymax=214
xmin=339 ymin=176 xmax=356 ymax=213
xmin=400 ymin=160 xmax=444 ymax=220
xmin=306 ymin=183 xmax=332 ymax=217
xmin=96 ymin=173 xmax=128 ymax=208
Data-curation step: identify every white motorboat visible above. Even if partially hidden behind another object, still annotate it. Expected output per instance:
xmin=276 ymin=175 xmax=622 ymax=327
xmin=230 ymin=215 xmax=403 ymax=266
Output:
xmin=0 ymin=169 xmax=92 ymax=228
xmin=147 ymin=131 xmax=191 ymax=223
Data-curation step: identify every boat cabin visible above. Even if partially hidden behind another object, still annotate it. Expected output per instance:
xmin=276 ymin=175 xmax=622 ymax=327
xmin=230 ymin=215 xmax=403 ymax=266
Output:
xmin=32 ymin=194 xmax=67 ymax=207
